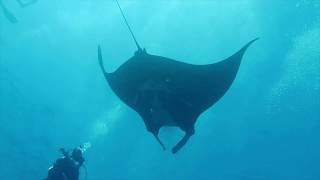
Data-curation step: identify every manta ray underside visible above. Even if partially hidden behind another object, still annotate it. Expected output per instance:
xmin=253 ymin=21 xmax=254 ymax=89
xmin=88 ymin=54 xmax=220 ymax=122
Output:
xmin=98 ymin=38 xmax=258 ymax=153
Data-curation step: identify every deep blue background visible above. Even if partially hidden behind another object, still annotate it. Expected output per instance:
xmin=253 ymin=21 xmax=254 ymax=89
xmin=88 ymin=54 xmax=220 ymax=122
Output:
xmin=1 ymin=0 xmax=319 ymax=179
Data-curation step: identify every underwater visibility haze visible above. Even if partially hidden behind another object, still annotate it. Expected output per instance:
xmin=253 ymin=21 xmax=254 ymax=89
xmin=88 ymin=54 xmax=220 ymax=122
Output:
xmin=0 ymin=0 xmax=320 ymax=179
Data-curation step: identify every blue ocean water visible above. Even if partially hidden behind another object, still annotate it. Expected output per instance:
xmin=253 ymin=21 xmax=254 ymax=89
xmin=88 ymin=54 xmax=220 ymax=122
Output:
xmin=1 ymin=0 xmax=319 ymax=179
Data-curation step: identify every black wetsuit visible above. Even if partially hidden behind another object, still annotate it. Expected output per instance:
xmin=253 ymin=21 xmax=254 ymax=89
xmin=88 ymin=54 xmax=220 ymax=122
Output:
xmin=45 ymin=156 xmax=82 ymax=180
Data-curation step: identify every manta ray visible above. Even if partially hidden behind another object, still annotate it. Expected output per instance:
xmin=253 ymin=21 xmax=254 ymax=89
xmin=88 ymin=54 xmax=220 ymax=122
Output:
xmin=98 ymin=38 xmax=257 ymax=153
xmin=98 ymin=0 xmax=258 ymax=153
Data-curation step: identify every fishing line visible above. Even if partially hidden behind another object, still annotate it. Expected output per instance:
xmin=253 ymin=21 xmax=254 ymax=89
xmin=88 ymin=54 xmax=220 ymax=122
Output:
xmin=115 ymin=0 xmax=142 ymax=50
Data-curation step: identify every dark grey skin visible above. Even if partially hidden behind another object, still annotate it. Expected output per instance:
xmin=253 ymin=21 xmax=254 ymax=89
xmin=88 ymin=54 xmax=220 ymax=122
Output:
xmin=98 ymin=38 xmax=258 ymax=153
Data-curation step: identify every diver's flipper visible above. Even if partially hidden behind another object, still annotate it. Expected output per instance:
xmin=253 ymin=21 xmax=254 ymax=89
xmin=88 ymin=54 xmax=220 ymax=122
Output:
xmin=153 ymin=134 xmax=166 ymax=151
xmin=172 ymin=133 xmax=192 ymax=154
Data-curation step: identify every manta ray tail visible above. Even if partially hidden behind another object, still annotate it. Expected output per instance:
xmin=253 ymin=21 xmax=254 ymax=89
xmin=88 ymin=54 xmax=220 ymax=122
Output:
xmin=115 ymin=0 xmax=142 ymax=51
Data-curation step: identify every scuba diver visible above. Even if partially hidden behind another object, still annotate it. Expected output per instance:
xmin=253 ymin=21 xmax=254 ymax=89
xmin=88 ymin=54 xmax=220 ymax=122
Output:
xmin=44 ymin=146 xmax=86 ymax=180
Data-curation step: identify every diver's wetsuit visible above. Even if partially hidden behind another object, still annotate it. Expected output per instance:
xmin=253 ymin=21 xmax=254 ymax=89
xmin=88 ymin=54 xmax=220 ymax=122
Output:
xmin=44 ymin=149 xmax=84 ymax=180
